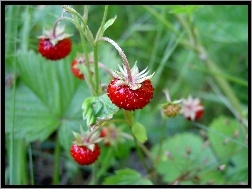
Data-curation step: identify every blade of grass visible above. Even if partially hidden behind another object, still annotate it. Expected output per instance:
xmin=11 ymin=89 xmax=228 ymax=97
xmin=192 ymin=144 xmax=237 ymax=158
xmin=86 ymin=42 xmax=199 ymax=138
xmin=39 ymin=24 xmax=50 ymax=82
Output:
xmin=8 ymin=5 xmax=19 ymax=185
xmin=152 ymin=32 xmax=185 ymax=87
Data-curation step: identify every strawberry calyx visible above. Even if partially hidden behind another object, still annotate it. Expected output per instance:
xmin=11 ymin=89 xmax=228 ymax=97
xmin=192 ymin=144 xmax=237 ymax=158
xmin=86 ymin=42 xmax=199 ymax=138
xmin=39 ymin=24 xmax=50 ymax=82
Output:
xmin=72 ymin=128 xmax=102 ymax=152
xmin=111 ymin=62 xmax=154 ymax=90
xmin=38 ymin=25 xmax=72 ymax=46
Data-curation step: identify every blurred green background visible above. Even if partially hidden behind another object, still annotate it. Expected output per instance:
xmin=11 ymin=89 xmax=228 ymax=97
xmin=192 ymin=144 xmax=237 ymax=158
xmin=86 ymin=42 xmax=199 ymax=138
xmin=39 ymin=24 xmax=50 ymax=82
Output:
xmin=5 ymin=5 xmax=248 ymax=185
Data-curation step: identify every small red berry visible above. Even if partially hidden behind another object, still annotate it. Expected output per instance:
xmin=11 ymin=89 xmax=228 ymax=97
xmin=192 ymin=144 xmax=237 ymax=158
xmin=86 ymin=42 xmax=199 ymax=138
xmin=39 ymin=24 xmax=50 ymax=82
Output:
xmin=192 ymin=107 xmax=204 ymax=120
xmin=107 ymin=78 xmax=154 ymax=111
xmin=100 ymin=128 xmax=107 ymax=138
xmin=38 ymin=38 xmax=72 ymax=60
xmin=180 ymin=96 xmax=204 ymax=121
xmin=71 ymin=59 xmax=85 ymax=79
xmin=70 ymin=144 xmax=100 ymax=165
xmin=38 ymin=26 xmax=72 ymax=61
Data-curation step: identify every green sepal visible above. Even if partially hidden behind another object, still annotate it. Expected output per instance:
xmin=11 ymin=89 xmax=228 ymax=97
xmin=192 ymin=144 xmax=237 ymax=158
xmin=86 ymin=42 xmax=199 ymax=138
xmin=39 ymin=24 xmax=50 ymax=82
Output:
xmin=82 ymin=94 xmax=119 ymax=126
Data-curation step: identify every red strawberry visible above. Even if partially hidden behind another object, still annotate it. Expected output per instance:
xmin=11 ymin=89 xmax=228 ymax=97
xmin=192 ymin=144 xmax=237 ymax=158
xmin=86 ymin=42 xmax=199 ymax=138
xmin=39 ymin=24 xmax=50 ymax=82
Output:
xmin=108 ymin=79 xmax=154 ymax=111
xmin=38 ymin=26 xmax=72 ymax=61
xmin=192 ymin=107 xmax=204 ymax=120
xmin=70 ymin=144 xmax=100 ymax=165
xmin=71 ymin=58 xmax=85 ymax=79
xmin=38 ymin=38 xmax=71 ymax=60
xmin=107 ymin=63 xmax=154 ymax=111
xmin=180 ymin=96 xmax=204 ymax=121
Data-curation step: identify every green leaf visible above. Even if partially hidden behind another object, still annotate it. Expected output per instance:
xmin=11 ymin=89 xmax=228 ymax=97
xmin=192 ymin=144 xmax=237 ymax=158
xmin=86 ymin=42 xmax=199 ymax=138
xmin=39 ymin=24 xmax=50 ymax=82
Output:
xmin=226 ymin=147 xmax=248 ymax=183
xmin=103 ymin=168 xmax=153 ymax=185
xmin=208 ymin=116 xmax=247 ymax=162
xmin=5 ymin=50 xmax=87 ymax=142
xmin=131 ymin=122 xmax=148 ymax=143
xmin=167 ymin=5 xmax=201 ymax=14
xmin=199 ymin=170 xmax=225 ymax=185
xmin=96 ymin=16 xmax=117 ymax=40
xmin=102 ymin=16 xmax=117 ymax=34
xmin=151 ymin=133 xmax=218 ymax=183
xmin=196 ymin=6 xmax=248 ymax=43
xmin=82 ymin=94 xmax=119 ymax=126
xmin=5 ymin=84 xmax=60 ymax=141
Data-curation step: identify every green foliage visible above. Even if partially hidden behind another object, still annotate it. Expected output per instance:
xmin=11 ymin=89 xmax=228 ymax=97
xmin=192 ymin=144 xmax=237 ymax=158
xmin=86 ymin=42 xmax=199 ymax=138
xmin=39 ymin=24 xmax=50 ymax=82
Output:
xmin=103 ymin=168 xmax=153 ymax=185
xmin=5 ymin=50 xmax=88 ymax=142
xmin=151 ymin=133 xmax=218 ymax=184
xmin=5 ymin=5 xmax=248 ymax=185
xmin=208 ymin=116 xmax=247 ymax=162
xmin=131 ymin=122 xmax=148 ymax=143
xmin=82 ymin=94 xmax=119 ymax=126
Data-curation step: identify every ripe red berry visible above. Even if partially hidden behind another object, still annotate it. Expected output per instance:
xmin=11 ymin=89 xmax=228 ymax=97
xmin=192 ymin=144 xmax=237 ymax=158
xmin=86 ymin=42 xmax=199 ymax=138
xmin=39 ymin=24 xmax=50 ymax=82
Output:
xmin=38 ymin=26 xmax=72 ymax=61
xmin=180 ymin=96 xmax=204 ymax=121
xmin=193 ymin=108 xmax=204 ymax=120
xmin=71 ymin=59 xmax=85 ymax=79
xmin=107 ymin=78 xmax=154 ymax=111
xmin=70 ymin=144 xmax=100 ymax=165
xmin=38 ymin=38 xmax=72 ymax=61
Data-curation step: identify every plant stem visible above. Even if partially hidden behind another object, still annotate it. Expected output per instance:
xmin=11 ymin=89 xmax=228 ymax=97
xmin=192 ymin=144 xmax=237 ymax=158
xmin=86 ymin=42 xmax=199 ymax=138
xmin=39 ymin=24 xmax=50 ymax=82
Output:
xmin=177 ymin=14 xmax=244 ymax=121
xmin=79 ymin=28 xmax=96 ymax=95
xmin=95 ymin=148 xmax=113 ymax=181
xmin=95 ymin=5 xmax=109 ymax=41
xmin=98 ymin=37 xmax=133 ymax=83
xmin=132 ymin=134 xmax=151 ymax=173
xmin=154 ymin=118 xmax=167 ymax=167
xmin=93 ymin=44 xmax=101 ymax=95
xmin=9 ymin=5 xmax=19 ymax=185
xmin=83 ymin=5 xmax=89 ymax=24
xmin=28 ymin=144 xmax=34 ymax=185
xmin=124 ymin=110 xmax=152 ymax=174
xmin=89 ymin=162 xmax=98 ymax=185
xmin=53 ymin=133 xmax=61 ymax=184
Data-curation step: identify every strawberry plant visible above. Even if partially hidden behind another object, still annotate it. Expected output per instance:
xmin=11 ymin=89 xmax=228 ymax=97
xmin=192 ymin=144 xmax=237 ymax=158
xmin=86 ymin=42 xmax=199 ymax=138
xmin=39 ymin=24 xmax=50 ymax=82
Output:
xmin=5 ymin=4 xmax=248 ymax=186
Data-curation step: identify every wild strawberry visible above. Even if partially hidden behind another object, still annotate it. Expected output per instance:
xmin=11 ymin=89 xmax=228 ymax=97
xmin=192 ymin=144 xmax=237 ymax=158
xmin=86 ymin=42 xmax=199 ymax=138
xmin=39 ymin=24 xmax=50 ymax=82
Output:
xmin=70 ymin=128 xmax=102 ymax=165
xmin=70 ymin=144 xmax=100 ymax=165
xmin=100 ymin=126 xmax=117 ymax=146
xmin=163 ymin=103 xmax=181 ymax=117
xmin=71 ymin=58 xmax=85 ymax=80
xmin=38 ymin=26 xmax=72 ymax=60
xmin=107 ymin=63 xmax=154 ymax=111
xmin=180 ymin=95 xmax=204 ymax=121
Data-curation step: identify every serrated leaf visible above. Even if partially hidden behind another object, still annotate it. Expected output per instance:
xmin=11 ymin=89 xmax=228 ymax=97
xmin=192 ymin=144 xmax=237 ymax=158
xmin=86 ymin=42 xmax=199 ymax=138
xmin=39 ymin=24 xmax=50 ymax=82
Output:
xmin=82 ymin=94 xmax=119 ymax=126
xmin=208 ymin=116 xmax=247 ymax=162
xmin=151 ymin=133 xmax=218 ymax=183
xmin=131 ymin=122 xmax=147 ymax=143
xmin=103 ymin=168 xmax=153 ymax=185
xmin=5 ymin=50 xmax=87 ymax=142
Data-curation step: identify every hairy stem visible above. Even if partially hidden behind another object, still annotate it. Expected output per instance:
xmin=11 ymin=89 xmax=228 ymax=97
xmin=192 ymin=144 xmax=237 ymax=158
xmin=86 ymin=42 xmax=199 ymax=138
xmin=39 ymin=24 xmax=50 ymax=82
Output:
xmin=124 ymin=111 xmax=152 ymax=174
xmin=98 ymin=37 xmax=133 ymax=83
